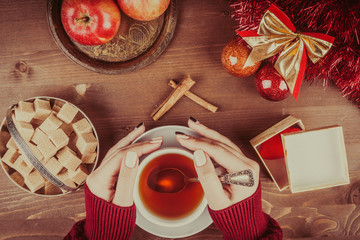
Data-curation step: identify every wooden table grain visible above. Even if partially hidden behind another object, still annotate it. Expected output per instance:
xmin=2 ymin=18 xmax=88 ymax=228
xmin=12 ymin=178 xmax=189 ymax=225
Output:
xmin=1 ymin=0 xmax=360 ymax=239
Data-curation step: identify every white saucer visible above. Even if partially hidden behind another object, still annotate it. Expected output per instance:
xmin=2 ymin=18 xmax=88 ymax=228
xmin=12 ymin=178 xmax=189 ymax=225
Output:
xmin=132 ymin=125 xmax=213 ymax=238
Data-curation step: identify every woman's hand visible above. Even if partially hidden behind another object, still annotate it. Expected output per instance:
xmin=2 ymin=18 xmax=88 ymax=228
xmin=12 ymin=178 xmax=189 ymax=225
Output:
xmin=176 ymin=118 xmax=260 ymax=211
xmin=86 ymin=123 xmax=163 ymax=207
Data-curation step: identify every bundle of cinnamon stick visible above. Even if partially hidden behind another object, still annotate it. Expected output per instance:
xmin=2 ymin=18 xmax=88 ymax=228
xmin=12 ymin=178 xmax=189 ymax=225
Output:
xmin=151 ymin=75 xmax=218 ymax=121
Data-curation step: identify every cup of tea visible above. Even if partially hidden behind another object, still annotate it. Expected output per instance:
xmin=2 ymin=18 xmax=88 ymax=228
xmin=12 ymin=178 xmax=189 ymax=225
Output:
xmin=133 ymin=147 xmax=207 ymax=227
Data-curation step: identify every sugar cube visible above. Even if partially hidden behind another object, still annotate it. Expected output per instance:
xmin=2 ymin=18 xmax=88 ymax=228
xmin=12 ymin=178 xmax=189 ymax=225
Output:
xmin=1 ymin=148 xmax=19 ymax=168
xmin=21 ymin=155 xmax=33 ymax=168
xmin=52 ymin=104 xmax=61 ymax=113
xmin=39 ymin=113 xmax=63 ymax=135
xmin=44 ymin=181 xmax=62 ymax=195
xmin=25 ymin=170 xmax=45 ymax=193
xmin=31 ymin=128 xmax=48 ymax=145
xmin=37 ymin=139 xmax=58 ymax=161
xmin=6 ymin=137 xmax=18 ymax=150
xmin=67 ymin=133 xmax=78 ymax=152
xmin=0 ymin=131 xmax=10 ymax=155
xmin=45 ymin=157 xmax=63 ymax=175
xmin=16 ymin=121 xmax=34 ymax=141
xmin=48 ymin=128 xmax=69 ymax=150
xmin=69 ymin=165 xmax=88 ymax=185
xmin=58 ymin=145 xmax=76 ymax=156
xmin=0 ymin=144 xmax=6 ymax=156
xmin=33 ymin=98 xmax=51 ymax=121
xmin=14 ymin=156 xmax=33 ymax=177
xmin=14 ymin=101 xmax=35 ymax=122
xmin=57 ymin=146 xmax=82 ymax=171
xmin=57 ymin=102 xmax=78 ymax=124
xmin=72 ymin=118 xmax=92 ymax=135
xmin=57 ymin=170 xmax=77 ymax=192
xmin=26 ymin=142 xmax=44 ymax=162
xmin=60 ymin=123 xmax=73 ymax=136
xmin=76 ymin=133 xmax=97 ymax=155
xmin=54 ymin=99 xmax=65 ymax=108
xmin=2 ymin=161 xmax=10 ymax=172
xmin=30 ymin=118 xmax=43 ymax=128
xmin=0 ymin=131 xmax=11 ymax=147
xmin=10 ymin=171 xmax=25 ymax=187
xmin=81 ymin=152 xmax=97 ymax=164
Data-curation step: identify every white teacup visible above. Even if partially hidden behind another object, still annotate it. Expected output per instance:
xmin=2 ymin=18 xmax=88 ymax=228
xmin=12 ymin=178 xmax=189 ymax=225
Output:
xmin=133 ymin=147 xmax=207 ymax=228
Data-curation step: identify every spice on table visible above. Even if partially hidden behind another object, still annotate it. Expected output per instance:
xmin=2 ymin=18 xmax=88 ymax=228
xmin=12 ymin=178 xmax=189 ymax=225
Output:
xmin=151 ymin=75 xmax=218 ymax=121
xmin=168 ymin=80 xmax=218 ymax=113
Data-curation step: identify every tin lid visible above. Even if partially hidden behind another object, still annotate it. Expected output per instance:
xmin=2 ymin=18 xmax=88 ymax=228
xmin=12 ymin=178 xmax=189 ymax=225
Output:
xmin=282 ymin=126 xmax=350 ymax=193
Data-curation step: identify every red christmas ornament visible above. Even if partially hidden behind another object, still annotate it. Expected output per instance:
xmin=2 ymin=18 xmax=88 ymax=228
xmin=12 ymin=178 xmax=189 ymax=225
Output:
xmin=221 ymin=38 xmax=261 ymax=77
xmin=255 ymin=63 xmax=290 ymax=101
xmin=259 ymin=126 xmax=302 ymax=160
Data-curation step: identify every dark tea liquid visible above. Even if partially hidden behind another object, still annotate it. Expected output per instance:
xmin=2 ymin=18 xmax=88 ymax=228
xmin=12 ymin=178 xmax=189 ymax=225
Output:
xmin=139 ymin=153 xmax=204 ymax=220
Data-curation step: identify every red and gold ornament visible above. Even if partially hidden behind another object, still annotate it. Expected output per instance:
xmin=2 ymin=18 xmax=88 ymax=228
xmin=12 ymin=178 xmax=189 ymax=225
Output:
xmin=221 ymin=38 xmax=261 ymax=77
xmin=230 ymin=0 xmax=360 ymax=106
xmin=236 ymin=4 xmax=334 ymax=100
xmin=255 ymin=63 xmax=289 ymax=101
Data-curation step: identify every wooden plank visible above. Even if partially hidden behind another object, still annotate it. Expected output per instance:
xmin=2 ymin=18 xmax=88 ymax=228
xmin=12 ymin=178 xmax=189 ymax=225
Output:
xmin=269 ymin=204 xmax=360 ymax=239
xmin=0 ymin=0 xmax=359 ymax=239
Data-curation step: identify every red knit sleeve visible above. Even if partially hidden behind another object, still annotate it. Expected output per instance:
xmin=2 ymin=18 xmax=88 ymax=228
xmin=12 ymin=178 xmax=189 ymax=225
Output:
xmin=208 ymin=183 xmax=282 ymax=240
xmin=64 ymin=183 xmax=136 ymax=240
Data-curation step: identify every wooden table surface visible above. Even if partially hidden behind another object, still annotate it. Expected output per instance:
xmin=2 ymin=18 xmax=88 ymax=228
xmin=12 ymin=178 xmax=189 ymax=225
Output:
xmin=1 ymin=0 xmax=360 ymax=239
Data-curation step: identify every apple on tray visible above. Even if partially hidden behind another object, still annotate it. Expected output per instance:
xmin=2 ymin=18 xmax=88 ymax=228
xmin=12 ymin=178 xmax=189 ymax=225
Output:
xmin=61 ymin=0 xmax=121 ymax=45
xmin=117 ymin=0 xmax=170 ymax=21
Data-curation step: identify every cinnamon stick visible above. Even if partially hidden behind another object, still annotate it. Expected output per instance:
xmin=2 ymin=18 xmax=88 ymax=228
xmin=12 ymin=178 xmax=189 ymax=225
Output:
xmin=151 ymin=76 xmax=195 ymax=121
xmin=168 ymin=80 xmax=218 ymax=113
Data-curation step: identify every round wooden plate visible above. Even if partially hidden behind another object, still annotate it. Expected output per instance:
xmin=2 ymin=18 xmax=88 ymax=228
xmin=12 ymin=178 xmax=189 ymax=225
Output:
xmin=47 ymin=0 xmax=177 ymax=74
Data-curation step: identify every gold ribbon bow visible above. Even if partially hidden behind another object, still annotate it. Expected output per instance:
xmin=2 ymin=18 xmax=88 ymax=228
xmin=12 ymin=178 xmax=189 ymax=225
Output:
xmin=237 ymin=4 xmax=334 ymax=99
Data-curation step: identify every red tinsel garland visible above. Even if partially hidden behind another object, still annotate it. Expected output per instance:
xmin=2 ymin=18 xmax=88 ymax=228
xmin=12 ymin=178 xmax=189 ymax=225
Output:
xmin=230 ymin=0 xmax=360 ymax=105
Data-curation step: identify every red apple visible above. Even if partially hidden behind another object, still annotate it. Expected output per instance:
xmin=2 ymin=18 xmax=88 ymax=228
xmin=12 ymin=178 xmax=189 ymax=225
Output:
xmin=61 ymin=0 xmax=121 ymax=45
xmin=117 ymin=0 xmax=170 ymax=21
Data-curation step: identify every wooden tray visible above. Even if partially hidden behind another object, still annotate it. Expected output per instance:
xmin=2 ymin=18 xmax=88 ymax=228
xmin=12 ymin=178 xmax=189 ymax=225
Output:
xmin=47 ymin=0 xmax=177 ymax=74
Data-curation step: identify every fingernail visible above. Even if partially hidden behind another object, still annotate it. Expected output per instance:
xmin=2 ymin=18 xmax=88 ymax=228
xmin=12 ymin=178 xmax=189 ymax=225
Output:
xmin=135 ymin=122 xmax=144 ymax=129
xmin=189 ymin=116 xmax=200 ymax=124
xmin=175 ymin=131 xmax=190 ymax=139
xmin=150 ymin=136 xmax=163 ymax=144
xmin=194 ymin=150 xmax=207 ymax=167
xmin=125 ymin=151 xmax=137 ymax=168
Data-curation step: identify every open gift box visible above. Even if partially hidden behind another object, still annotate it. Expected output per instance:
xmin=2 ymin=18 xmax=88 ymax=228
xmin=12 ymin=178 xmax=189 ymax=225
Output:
xmin=250 ymin=116 xmax=350 ymax=193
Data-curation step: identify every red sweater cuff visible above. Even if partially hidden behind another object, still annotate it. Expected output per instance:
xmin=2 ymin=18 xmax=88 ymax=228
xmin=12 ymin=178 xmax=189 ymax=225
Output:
xmin=209 ymin=183 xmax=271 ymax=240
xmin=84 ymin=183 xmax=136 ymax=240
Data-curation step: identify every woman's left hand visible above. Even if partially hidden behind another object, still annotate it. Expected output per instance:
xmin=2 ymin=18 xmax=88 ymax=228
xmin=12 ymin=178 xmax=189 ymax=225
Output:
xmin=176 ymin=118 xmax=260 ymax=210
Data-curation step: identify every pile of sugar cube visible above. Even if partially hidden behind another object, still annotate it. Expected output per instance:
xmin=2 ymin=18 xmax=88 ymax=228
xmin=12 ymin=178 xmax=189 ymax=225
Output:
xmin=0 ymin=98 xmax=98 ymax=195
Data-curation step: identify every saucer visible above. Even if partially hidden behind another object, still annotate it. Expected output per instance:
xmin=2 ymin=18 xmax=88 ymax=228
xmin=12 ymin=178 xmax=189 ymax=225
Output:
xmin=132 ymin=125 xmax=213 ymax=238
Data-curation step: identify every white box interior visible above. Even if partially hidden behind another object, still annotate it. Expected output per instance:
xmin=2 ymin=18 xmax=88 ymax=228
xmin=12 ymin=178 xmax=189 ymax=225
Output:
xmin=283 ymin=126 xmax=349 ymax=193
